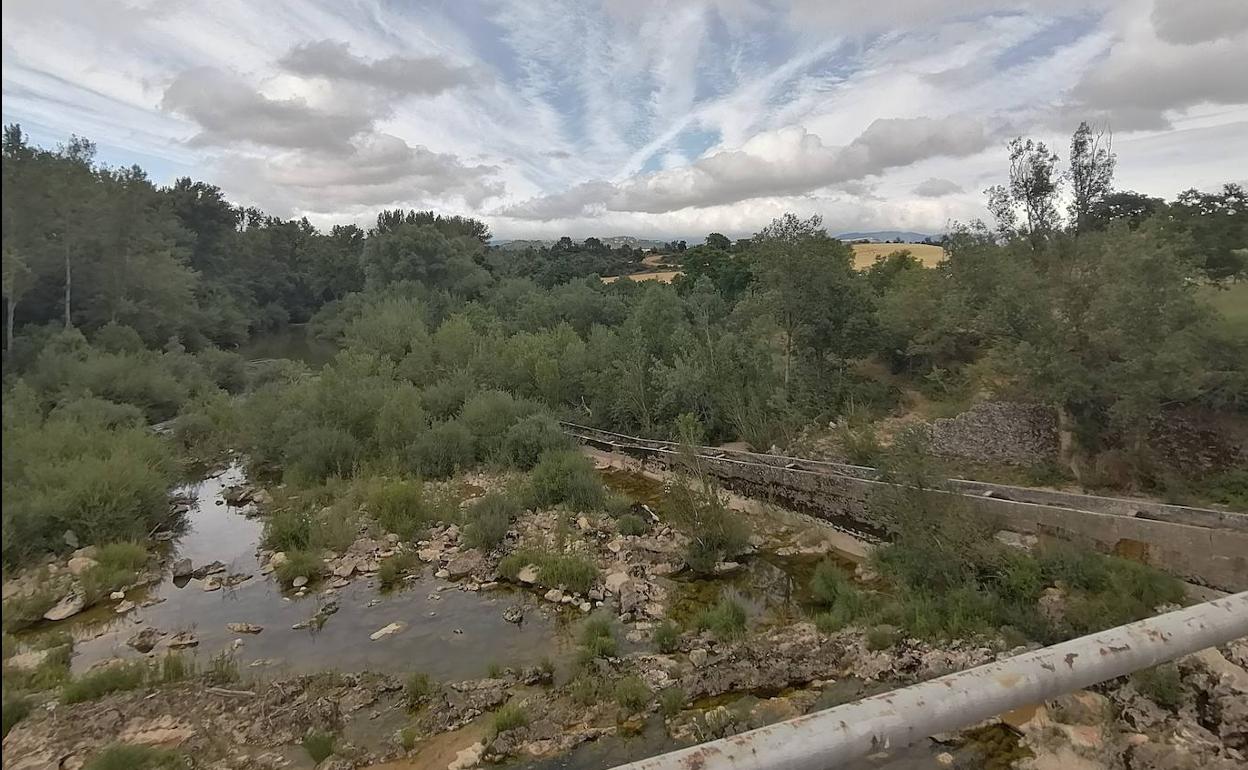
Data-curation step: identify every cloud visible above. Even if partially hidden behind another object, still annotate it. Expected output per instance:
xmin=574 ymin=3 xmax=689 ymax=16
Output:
xmin=162 ymin=67 xmax=370 ymax=150
xmin=913 ymin=177 xmax=964 ymax=197
xmin=1151 ymin=0 xmax=1248 ymax=44
xmin=279 ymin=40 xmax=477 ymax=95
xmin=783 ymin=0 xmax=1107 ymax=35
xmin=502 ymin=116 xmax=990 ymax=218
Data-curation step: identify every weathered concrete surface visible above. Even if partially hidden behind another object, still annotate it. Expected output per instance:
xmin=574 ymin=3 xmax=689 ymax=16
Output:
xmin=564 ymin=423 xmax=1248 ymax=592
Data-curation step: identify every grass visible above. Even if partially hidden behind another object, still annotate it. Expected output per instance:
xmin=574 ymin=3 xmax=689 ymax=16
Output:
xmin=616 ymin=513 xmax=649 ymax=536
xmin=1132 ymin=663 xmax=1183 ymax=709
xmin=302 ymin=730 xmax=336 ymax=764
xmin=2 ymin=639 xmax=73 ymax=692
xmin=570 ymin=676 xmax=599 ymax=706
xmin=404 ymin=672 xmax=434 ymax=710
xmin=498 ymin=548 xmax=599 ymax=594
xmin=2 ymin=693 xmax=31 ymax=737
xmin=659 ymin=687 xmax=685 ymax=718
xmin=61 ymin=661 xmax=149 ymax=704
xmin=487 ymin=662 xmax=503 ymax=678
xmin=652 ymin=620 xmax=681 ymax=653
xmin=579 ymin=614 xmax=618 ymax=660
xmin=865 ymin=625 xmax=899 ymax=651
xmin=1 ymin=577 xmax=61 ymax=632
xmin=273 ymin=548 xmax=324 ymax=588
xmin=491 ymin=702 xmax=529 ymax=735
xmin=665 ymin=474 xmax=748 ymax=573
xmin=366 ymin=477 xmax=444 ymax=539
xmin=205 ymin=652 xmax=239 ymax=685
xmin=695 ymin=593 xmax=748 ymax=641
xmin=462 ymin=492 xmax=521 ymax=550
xmin=850 ymin=242 xmax=944 ymax=270
xmin=84 ymin=744 xmax=181 ymax=770
xmin=527 ymin=449 xmax=606 ymax=511
xmin=378 ymin=553 xmax=418 ymax=589
xmin=157 ymin=652 xmax=195 ymax=684
xmin=613 ymin=675 xmax=651 ymax=713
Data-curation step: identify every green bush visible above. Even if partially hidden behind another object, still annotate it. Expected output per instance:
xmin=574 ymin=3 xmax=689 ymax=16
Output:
xmin=84 ymin=744 xmax=181 ymax=770
xmin=696 ymin=593 xmax=748 ymax=641
xmin=366 ymin=478 xmax=438 ymax=539
xmin=461 ymin=390 xmax=533 ymax=462
xmin=865 ymin=625 xmax=899 ymax=651
xmin=527 ymin=449 xmax=605 ymax=510
xmin=404 ymin=672 xmax=434 ymax=710
xmin=1132 ymin=663 xmax=1183 ymax=709
xmin=666 ymin=477 xmax=747 ymax=573
xmin=374 ymin=383 xmax=427 ymax=456
xmin=603 ymin=493 xmax=633 ymax=518
xmin=420 ymin=373 xmax=476 ymax=421
xmin=378 ymin=553 xmax=419 ymax=589
xmin=659 ymin=687 xmax=685 ymax=717
xmin=502 ymin=414 xmax=570 ymax=469
xmin=809 ymin=559 xmax=869 ymax=632
xmin=61 ymin=661 xmax=149 ymax=704
xmin=652 ymin=620 xmax=681 ymax=653
xmin=283 ymin=426 xmax=360 ymax=481
xmin=491 ymin=702 xmax=529 ymax=735
xmin=2 ymin=693 xmax=31 ymax=737
xmin=302 ymin=730 xmax=336 ymax=764
xmin=617 ymin=513 xmax=649 ymax=536
xmin=498 ymin=548 xmax=598 ymax=594
xmin=570 ymin=676 xmax=599 ymax=706
xmin=263 ymin=506 xmax=311 ymax=552
xmin=273 ymin=549 xmax=324 ymax=588
xmin=579 ymin=614 xmax=617 ymax=659
xmin=613 ymin=675 xmax=651 ymax=712
xmin=410 ymin=420 xmax=475 ymax=479
xmin=463 ymin=492 xmax=521 ymax=550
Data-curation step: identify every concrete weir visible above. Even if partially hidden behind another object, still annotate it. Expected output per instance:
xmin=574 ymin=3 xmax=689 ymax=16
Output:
xmin=562 ymin=422 xmax=1248 ymax=593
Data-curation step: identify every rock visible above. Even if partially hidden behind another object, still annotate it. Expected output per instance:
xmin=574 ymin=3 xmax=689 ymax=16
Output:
xmin=269 ymin=551 xmax=289 ymax=568
xmin=63 ymin=529 xmax=80 ymax=548
xmin=435 ymin=569 xmax=450 ymax=579
xmin=503 ymin=605 xmax=524 ymax=624
xmin=604 ymin=571 xmax=630 ymax=594
xmin=292 ymin=575 xmax=309 ymax=588
xmin=853 ymin=563 xmax=879 ymax=582
xmin=43 ymin=591 xmax=85 ymax=621
xmin=170 ymin=558 xmax=193 ymax=579
xmin=166 ymin=631 xmax=199 ymax=649
xmin=202 ymin=576 xmax=222 ymax=592
xmin=190 ymin=560 xmax=227 ymax=579
xmin=689 ymin=648 xmax=709 ymax=668
xmin=119 ymin=714 xmax=196 ymax=747
xmin=5 ymin=648 xmax=52 ymax=671
xmin=1038 ymin=587 xmax=1067 ymax=625
xmin=333 ymin=560 xmax=356 ymax=578
xmin=936 ymin=752 xmax=955 ymax=767
xmin=67 ymin=555 xmax=99 ymax=576
xmin=588 ymin=588 xmax=604 ymax=602
xmin=127 ymin=628 xmax=164 ymax=653
xmin=713 ymin=561 xmax=741 ymax=574
xmin=1050 ymin=690 xmax=1112 ymax=725
xmin=252 ymin=489 xmax=272 ymax=507
xmin=114 ymin=600 xmax=136 ymax=614
xmin=579 ymin=601 xmax=592 ymax=612
xmin=517 ymin=564 xmax=540 ymax=584
xmin=544 ymin=588 xmax=564 ymax=603
xmin=370 ymin=622 xmax=406 ymax=640
xmin=448 ymin=741 xmax=486 ymax=770
xmin=445 ymin=550 xmax=485 ymax=579
xmin=995 ymin=530 xmax=1039 ymax=552
xmin=109 ymin=590 xmax=126 ymax=600
xmin=313 ymin=759 xmax=354 ymax=770
xmin=577 ymin=516 xmax=591 ymax=531
xmin=226 ymin=622 xmax=263 ymax=634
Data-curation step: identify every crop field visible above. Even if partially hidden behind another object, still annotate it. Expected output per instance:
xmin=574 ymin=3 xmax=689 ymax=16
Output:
xmin=851 ymin=242 xmax=945 ymax=270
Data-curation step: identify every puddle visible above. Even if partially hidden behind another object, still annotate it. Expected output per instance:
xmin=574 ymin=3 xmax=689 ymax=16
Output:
xmin=665 ymin=552 xmax=827 ymax=628
xmin=62 ymin=466 xmax=572 ymax=679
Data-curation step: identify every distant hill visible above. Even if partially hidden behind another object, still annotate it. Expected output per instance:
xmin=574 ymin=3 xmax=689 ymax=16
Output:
xmin=493 ymin=235 xmax=668 ymax=251
xmin=836 ymin=230 xmax=938 ymax=243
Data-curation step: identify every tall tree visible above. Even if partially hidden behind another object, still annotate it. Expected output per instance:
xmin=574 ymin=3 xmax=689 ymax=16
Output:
xmin=1067 ymin=122 xmax=1115 ymax=233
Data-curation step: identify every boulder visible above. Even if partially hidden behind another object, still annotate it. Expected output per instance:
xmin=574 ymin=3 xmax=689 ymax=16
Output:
xmin=448 ymin=741 xmax=485 ymax=770
xmin=166 ymin=631 xmax=199 ymax=649
xmin=688 ymin=648 xmax=709 ymax=668
xmin=291 ymin=575 xmax=309 ymax=588
xmin=43 ymin=591 xmax=85 ymax=621
xmin=333 ymin=560 xmax=356 ymax=578
xmin=604 ymin=571 xmax=630 ymax=594
xmin=171 ymin=558 xmax=193 ymax=579
xmin=63 ymin=529 xmax=80 ymax=548
xmin=516 ymin=564 xmax=540 ymax=584
xmin=544 ymin=588 xmax=564 ymax=603
xmin=127 ymin=628 xmax=164 ymax=653
xmin=114 ymin=600 xmax=136 ymax=614
xmin=226 ymin=622 xmax=263 ymax=634
xmin=445 ymin=550 xmax=486 ymax=579
xmin=110 ymin=591 xmax=126 ymax=600
xmin=67 ymin=556 xmax=99 ymax=576
xmin=503 ymin=605 xmax=524 ymax=624
xmin=1050 ymin=690 xmax=1112 ymax=725
xmin=370 ymin=622 xmax=406 ymax=641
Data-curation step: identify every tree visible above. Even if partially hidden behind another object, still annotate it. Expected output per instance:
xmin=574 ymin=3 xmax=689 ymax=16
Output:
xmin=1088 ymin=191 xmax=1164 ymax=230
xmin=704 ymin=232 xmax=731 ymax=251
xmin=986 ymin=137 xmax=1062 ymax=244
xmin=1067 ymin=122 xmax=1115 ymax=234
xmin=1167 ymin=184 xmax=1247 ymax=281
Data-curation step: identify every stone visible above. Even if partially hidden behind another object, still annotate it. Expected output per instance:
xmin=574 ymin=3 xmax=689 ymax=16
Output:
xmin=269 ymin=552 xmax=288 ymax=568
xmin=1050 ymin=691 xmax=1112 ymax=725
xmin=936 ymin=752 xmax=955 ymax=767
xmin=109 ymin=591 xmax=126 ymax=600
xmin=517 ymin=564 xmax=540 ymax=584
xmin=114 ymin=600 xmax=136 ymax=614
xmin=435 ymin=569 xmax=450 ymax=579
xmin=604 ymin=571 xmax=630 ymax=594
xmin=577 ymin=516 xmax=591 ymax=530
xmin=170 ymin=558 xmax=192 ymax=578
xmin=713 ymin=561 xmax=741 ymax=574
xmin=448 ymin=741 xmax=485 ymax=770
xmin=291 ymin=575 xmax=309 ymax=588
xmin=995 ymin=530 xmax=1039 ymax=552
xmin=588 ymin=588 xmax=604 ymax=602
xmin=166 ymin=631 xmax=199 ymax=649
xmin=127 ymin=628 xmax=164 ymax=653
xmin=445 ymin=550 xmax=485 ymax=579
xmin=544 ymin=588 xmax=564 ymax=603
xmin=67 ymin=555 xmax=99 ymax=576
xmin=503 ymin=605 xmax=524 ymax=624
xmin=579 ymin=601 xmax=592 ymax=612
xmin=43 ymin=591 xmax=85 ymax=621
xmin=5 ymin=648 xmax=51 ymax=671
xmin=190 ymin=560 xmax=227 ymax=579
xmin=370 ymin=622 xmax=406 ymax=640
xmin=333 ymin=560 xmax=356 ymax=578
xmin=226 ymin=622 xmax=263 ymax=634
xmin=689 ymin=648 xmax=709 ymax=668
xmin=1039 ymin=587 xmax=1067 ymax=624
xmin=202 ymin=576 xmax=222 ymax=592
xmin=63 ymin=529 xmax=80 ymax=548
xmin=119 ymin=714 xmax=196 ymax=747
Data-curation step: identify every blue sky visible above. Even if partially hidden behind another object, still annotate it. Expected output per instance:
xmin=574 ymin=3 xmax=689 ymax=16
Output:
xmin=3 ymin=0 xmax=1247 ymax=239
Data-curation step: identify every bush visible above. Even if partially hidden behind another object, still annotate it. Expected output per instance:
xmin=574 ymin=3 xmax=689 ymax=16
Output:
xmin=463 ymin=492 xmax=522 ymax=550
xmin=2 ymin=693 xmax=31 ymax=737
xmin=603 ymin=493 xmax=633 ymax=518
xmin=502 ymin=414 xmax=570 ymax=470
xmin=367 ymin=478 xmax=437 ymax=539
xmin=420 ymin=373 xmax=476 ymax=421
xmin=652 ymin=620 xmax=681 ymax=653
xmin=404 ymin=672 xmax=434 ymax=709
xmin=498 ymin=549 xmax=598 ymax=594
xmin=696 ymin=593 xmax=748 ymax=641
xmin=570 ymin=676 xmax=599 ymax=706
xmin=274 ymin=549 xmax=324 ymax=588
xmin=865 ymin=625 xmax=899 ymax=651
xmin=374 ymin=383 xmax=427 ymax=456
xmin=666 ymin=476 xmax=747 ymax=573
xmin=491 ymin=702 xmax=529 ymax=735
xmin=283 ymin=426 xmax=360 ymax=481
xmin=205 ymin=652 xmax=239 ymax=685
xmin=809 ymin=559 xmax=869 ymax=631
xmin=61 ymin=661 xmax=148 ymax=704
xmin=613 ymin=675 xmax=651 ymax=712
xmin=308 ymin=504 xmax=358 ymax=552
xmin=84 ymin=745 xmax=181 ymax=770
xmin=461 ymin=390 xmax=533 ymax=462
xmin=527 ymin=450 xmax=605 ymax=510
xmin=302 ymin=730 xmax=336 ymax=764
xmin=157 ymin=652 xmax=195 ymax=684
xmin=2 ymin=577 xmax=63 ymax=631
xmin=659 ymin=687 xmax=685 ymax=718
xmin=378 ymin=553 xmax=418 ymax=590
xmin=1132 ymin=663 xmax=1183 ymax=709
xmin=410 ymin=420 xmax=475 ymax=479
xmin=617 ymin=513 xmax=649 ymax=536
xmin=579 ymin=614 xmax=617 ymax=659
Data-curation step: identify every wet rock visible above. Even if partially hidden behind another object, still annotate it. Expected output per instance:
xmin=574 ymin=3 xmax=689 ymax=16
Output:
xmin=43 ymin=591 xmax=85 ymax=621
xmin=689 ymin=648 xmax=709 ymax=668
xmin=370 ymin=622 xmax=406 ymax=640
xmin=114 ymin=600 xmax=136 ymax=614
xmin=544 ymin=588 xmax=564 ymax=603
xmin=227 ymin=622 xmax=264 ymax=634
xmin=222 ymin=484 xmax=254 ymax=506
xmin=503 ymin=605 xmax=524 ymax=624
xmin=713 ymin=561 xmax=741 ymax=574
xmin=190 ymin=560 xmax=227 ymax=579
xmin=445 ymin=550 xmax=486 ymax=579
xmin=67 ymin=555 xmax=99 ymax=576
xmin=517 ymin=564 xmax=540 ymax=584
xmin=292 ymin=575 xmax=309 ymax=588
xmin=127 ymin=628 xmax=164 ymax=653
xmin=109 ymin=590 xmax=126 ymax=600
xmin=167 ymin=631 xmax=199 ymax=649
xmin=202 ymin=576 xmax=222 ymax=591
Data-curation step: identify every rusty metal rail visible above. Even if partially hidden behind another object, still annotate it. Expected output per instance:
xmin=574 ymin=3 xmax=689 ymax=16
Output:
xmin=610 ymin=592 xmax=1248 ymax=770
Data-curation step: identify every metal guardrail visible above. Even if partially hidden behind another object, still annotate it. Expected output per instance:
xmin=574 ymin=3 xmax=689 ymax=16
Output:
xmin=609 ymin=592 xmax=1248 ymax=770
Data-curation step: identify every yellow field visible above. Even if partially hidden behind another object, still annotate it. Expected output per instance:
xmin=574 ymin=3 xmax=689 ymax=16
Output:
xmin=851 ymin=242 xmax=945 ymax=270
xmin=601 ymin=270 xmax=681 ymax=284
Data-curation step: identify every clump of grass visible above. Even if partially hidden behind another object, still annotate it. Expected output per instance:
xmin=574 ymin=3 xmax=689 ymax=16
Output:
xmin=695 ymin=593 xmax=748 ymax=641
xmin=366 ymin=477 xmax=442 ymax=539
xmin=273 ymin=548 xmax=324 ymax=588
xmin=527 ymin=450 xmax=606 ymax=510
xmin=1 ymin=577 xmax=61 ymax=632
xmin=79 ymin=542 xmax=149 ymax=605
xmin=498 ymin=548 xmax=599 ymax=594
xmin=399 ymin=725 xmax=420 ymax=751
xmin=659 ymin=687 xmax=685 ymax=718
xmin=308 ymin=504 xmax=358 ymax=552
xmin=579 ymin=614 xmax=618 ymax=660
xmin=1132 ymin=663 xmax=1183 ymax=709
xmin=603 ymin=493 xmax=633 ymax=518
xmin=617 ymin=514 xmax=649 ymax=536
xmin=652 ymin=620 xmax=681 ymax=653
xmin=487 ymin=662 xmax=503 ymax=678
xmin=263 ymin=505 xmax=311 ymax=552
xmin=2 ymin=693 xmax=31 ymax=738
xmin=462 ymin=492 xmax=521 ymax=550
xmin=205 ymin=652 xmax=239 ymax=685
xmin=538 ymin=657 xmax=556 ymax=682
xmin=865 ymin=625 xmax=899 ymax=651
xmin=570 ymin=676 xmax=599 ymax=706
xmin=378 ymin=553 xmax=418 ymax=590
xmin=405 ymin=672 xmax=434 ymax=710
xmin=84 ymin=744 xmax=181 ymax=770
xmin=302 ymin=730 xmax=336 ymax=764
xmin=3 ymin=637 xmax=73 ymax=692
xmin=61 ymin=661 xmax=148 ymax=704
xmin=613 ymin=675 xmax=651 ymax=713
xmin=809 ymin=559 xmax=870 ymax=632
xmin=491 ymin=702 xmax=529 ymax=735
xmin=158 ymin=652 xmax=195 ymax=684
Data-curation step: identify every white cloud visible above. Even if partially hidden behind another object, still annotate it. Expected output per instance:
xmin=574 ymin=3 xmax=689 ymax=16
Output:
xmin=913 ymin=177 xmax=964 ymax=197
xmin=279 ymin=40 xmax=477 ymax=95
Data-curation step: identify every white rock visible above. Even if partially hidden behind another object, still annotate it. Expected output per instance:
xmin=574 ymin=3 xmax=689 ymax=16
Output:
xmin=109 ymin=591 xmax=126 ymax=600
xmin=67 ymin=556 xmax=99 ymax=576
xmin=516 ymin=564 xmax=540 ymax=584
xmin=435 ymin=569 xmax=450 ymax=579
xmin=689 ymin=648 xmax=709 ymax=668
xmin=114 ymin=600 xmax=136 ymax=614
xmin=269 ymin=552 xmax=288 ymax=568
xmin=370 ymin=622 xmax=407 ymax=641
xmin=202 ymin=576 xmax=222 ymax=592
xmin=291 ymin=575 xmax=309 ymax=588
xmin=604 ymin=571 xmax=630 ymax=594
xmin=448 ymin=741 xmax=485 ymax=770
xmin=226 ymin=622 xmax=263 ymax=634
xmin=544 ymin=588 xmax=564 ymax=603
xmin=579 ymin=601 xmax=592 ymax=612
xmin=43 ymin=592 xmax=85 ymax=621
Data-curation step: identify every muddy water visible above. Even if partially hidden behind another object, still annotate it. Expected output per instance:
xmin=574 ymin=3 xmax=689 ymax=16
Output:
xmin=65 ymin=466 xmax=571 ymax=679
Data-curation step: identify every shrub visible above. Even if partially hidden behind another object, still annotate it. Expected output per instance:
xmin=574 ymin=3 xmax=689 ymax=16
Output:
xmin=491 ymin=702 xmax=529 ymax=735
xmin=308 ymin=504 xmax=358 ymax=552
xmin=274 ymin=549 xmax=324 ymax=588
xmin=302 ymin=730 xmax=336 ymax=764
xmin=283 ymin=426 xmax=360 ymax=482
xmin=617 ymin=513 xmax=649 ymax=536
xmin=528 ymin=450 xmax=605 ymax=510
xmin=613 ymin=675 xmax=651 ymax=712
xmin=865 ymin=625 xmax=899 ymax=651
xmin=263 ymin=506 xmax=311 ymax=552
xmin=3 ymin=637 xmax=72 ymax=692
xmin=461 ymin=390 xmax=533 ymax=462
xmin=809 ymin=559 xmax=869 ymax=632
xmin=463 ymin=492 xmax=521 ymax=550
xmin=2 ymin=577 xmax=63 ymax=631
xmin=194 ymin=348 xmax=247 ymax=393
xmin=502 ymin=414 xmax=570 ymax=470
xmin=659 ymin=687 xmax=685 ymax=718
xmin=205 ymin=653 xmax=239 ymax=685
xmin=62 ymin=661 xmax=148 ymax=704
xmin=666 ymin=477 xmax=747 ymax=573
xmin=1132 ymin=663 xmax=1182 ymax=709
xmin=498 ymin=549 xmax=598 ymax=594
xmin=579 ymin=614 xmax=617 ymax=659
xmin=603 ymin=493 xmax=633 ymax=518
xmin=158 ymin=652 xmax=195 ymax=684
xmin=696 ymin=593 xmax=748 ymax=641
xmin=84 ymin=744 xmax=181 ymax=770
xmin=410 ymin=420 xmax=475 ymax=479
xmin=2 ymin=693 xmax=31 ymax=737
xmin=652 ymin=620 xmax=681 ymax=653
xmin=374 ymin=383 xmax=427 ymax=456
xmin=420 ymin=374 xmax=475 ymax=421
xmin=366 ymin=478 xmax=436 ymax=539
xmin=378 ymin=553 xmax=419 ymax=590
xmin=79 ymin=544 xmax=148 ymax=605
xmin=404 ymin=672 xmax=434 ymax=710
xmin=570 ymin=676 xmax=598 ymax=706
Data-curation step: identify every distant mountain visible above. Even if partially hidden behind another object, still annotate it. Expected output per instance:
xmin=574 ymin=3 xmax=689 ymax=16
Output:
xmin=836 ymin=230 xmax=939 ymax=243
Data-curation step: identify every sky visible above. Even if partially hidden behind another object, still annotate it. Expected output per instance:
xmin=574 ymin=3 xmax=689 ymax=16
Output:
xmin=3 ymin=0 xmax=1247 ymax=240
